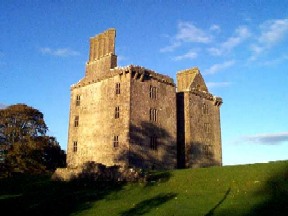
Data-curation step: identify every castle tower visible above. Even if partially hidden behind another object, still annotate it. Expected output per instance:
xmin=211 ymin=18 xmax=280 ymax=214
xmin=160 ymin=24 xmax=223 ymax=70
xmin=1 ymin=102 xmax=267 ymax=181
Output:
xmin=66 ymin=29 xmax=177 ymax=170
xmin=176 ymin=67 xmax=223 ymax=168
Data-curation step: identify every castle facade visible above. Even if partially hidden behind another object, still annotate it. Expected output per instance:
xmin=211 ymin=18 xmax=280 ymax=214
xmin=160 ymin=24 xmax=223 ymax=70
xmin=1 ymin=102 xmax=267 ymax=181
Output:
xmin=66 ymin=29 xmax=222 ymax=170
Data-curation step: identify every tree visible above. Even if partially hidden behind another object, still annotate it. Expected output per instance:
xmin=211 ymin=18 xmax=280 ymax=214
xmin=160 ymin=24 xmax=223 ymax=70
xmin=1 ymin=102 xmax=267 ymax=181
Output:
xmin=0 ymin=104 xmax=66 ymax=175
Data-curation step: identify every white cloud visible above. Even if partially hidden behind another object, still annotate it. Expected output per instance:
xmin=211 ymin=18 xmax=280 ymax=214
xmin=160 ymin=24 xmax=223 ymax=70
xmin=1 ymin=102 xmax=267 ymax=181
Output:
xmin=210 ymin=24 xmax=221 ymax=33
xmin=160 ymin=21 xmax=212 ymax=52
xmin=160 ymin=41 xmax=181 ymax=52
xmin=208 ymin=26 xmax=250 ymax=56
xmin=259 ymin=19 xmax=288 ymax=44
xmin=176 ymin=21 xmax=212 ymax=43
xmin=250 ymin=18 xmax=288 ymax=60
xmin=206 ymin=82 xmax=230 ymax=88
xmin=204 ymin=60 xmax=235 ymax=75
xmin=173 ymin=50 xmax=198 ymax=61
xmin=40 ymin=47 xmax=80 ymax=57
xmin=243 ymin=132 xmax=288 ymax=145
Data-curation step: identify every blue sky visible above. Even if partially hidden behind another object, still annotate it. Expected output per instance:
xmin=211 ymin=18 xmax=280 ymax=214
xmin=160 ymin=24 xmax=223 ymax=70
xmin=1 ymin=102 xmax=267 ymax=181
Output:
xmin=1 ymin=0 xmax=287 ymax=165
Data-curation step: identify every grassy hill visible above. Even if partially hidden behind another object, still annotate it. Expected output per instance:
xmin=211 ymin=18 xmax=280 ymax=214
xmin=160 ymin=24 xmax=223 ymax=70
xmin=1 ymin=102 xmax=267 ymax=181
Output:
xmin=1 ymin=160 xmax=287 ymax=215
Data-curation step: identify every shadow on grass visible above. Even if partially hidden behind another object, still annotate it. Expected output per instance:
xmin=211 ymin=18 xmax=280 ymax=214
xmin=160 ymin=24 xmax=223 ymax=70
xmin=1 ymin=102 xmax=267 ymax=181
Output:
xmin=120 ymin=192 xmax=177 ymax=216
xmin=205 ymin=187 xmax=231 ymax=216
xmin=145 ymin=171 xmax=172 ymax=187
xmin=0 ymin=169 xmax=173 ymax=216
xmin=0 ymin=175 xmax=125 ymax=216
xmin=246 ymin=164 xmax=288 ymax=216
xmin=216 ymin=162 xmax=288 ymax=216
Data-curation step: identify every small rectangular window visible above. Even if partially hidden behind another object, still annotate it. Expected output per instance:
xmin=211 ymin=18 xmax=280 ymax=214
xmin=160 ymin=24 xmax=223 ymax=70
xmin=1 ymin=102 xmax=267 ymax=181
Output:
xmin=149 ymin=108 xmax=157 ymax=122
xmin=76 ymin=95 xmax=81 ymax=106
xmin=203 ymin=145 xmax=213 ymax=156
xmin=74 ymin=116 xmax=79 ymax=127
xmin=113 ymin=136 xmax=119 ymax=147
xmin=115 ymin=106 xmax=120 ymax=119
xmin=116 ymin=83 xmax=121 ymax=94
xmin=204 ymin=123 xmax=211 ymax=133
xmin=73 ymin=141 xmax=78 ymax=152
xmin=150 ymin=136 xmax=157 ymax=150
xmin=202 ymin=103 xmax=208 ymax=114
xmin=149 ymin=86 xmax=157 ymax=99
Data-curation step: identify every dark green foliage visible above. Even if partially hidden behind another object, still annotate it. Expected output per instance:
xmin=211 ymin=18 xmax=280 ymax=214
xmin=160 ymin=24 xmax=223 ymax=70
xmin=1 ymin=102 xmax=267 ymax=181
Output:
xmin=0 ymin=104 xmax=66 ymax=176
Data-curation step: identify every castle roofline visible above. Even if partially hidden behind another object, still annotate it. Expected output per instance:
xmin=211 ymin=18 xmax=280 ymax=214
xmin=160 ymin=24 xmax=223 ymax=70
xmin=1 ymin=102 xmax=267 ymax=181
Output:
xmin=177 ymin=67 xmax=200 ymax=75
xmin=112 ymin=65 xmax=175 ymax=86
xmin=71 ymin=64 xmax=175 ymax=89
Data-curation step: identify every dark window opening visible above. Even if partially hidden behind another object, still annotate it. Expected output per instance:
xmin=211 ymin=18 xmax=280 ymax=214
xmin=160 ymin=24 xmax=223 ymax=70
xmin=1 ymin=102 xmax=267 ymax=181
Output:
xmin=149 ymin=108 xmax=157 ymax=122
xmin=150 ymin=85 xmax=157 ymax=99
xmin=74 ymin=116 xmax=79 ymax=127
xmin=76 ymin=95 xmax=81 ymax=106
xmin=204 ymin=123 xmax=211 ymax=133
xmin=113 ymin=136 xmax=119 ymax=147
xmin=73 ymin=141 xmax=78 ymax=152
xmin=116 ymin=83 xmax=121 ymax=94
xmin=202 ymin=103 xmax=208 ymax=114
xmin=150 ymin=136 xmax=158 ymax=150
xmin=115 ymin=106 xmax=120 ymax=119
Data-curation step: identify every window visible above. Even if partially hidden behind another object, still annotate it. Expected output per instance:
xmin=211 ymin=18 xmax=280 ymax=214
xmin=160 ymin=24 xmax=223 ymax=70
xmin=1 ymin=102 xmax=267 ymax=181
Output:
xmin=115 ymin=106 xmax=120 ymax=119
xmin=204 ymin=123 xmax=211 ymax=133
xmin=74 ymin=116 xmax=79 ymax=127
xmin=73 ymin=141 xmax=78 ymax=152
xmin=76 ymin=95 xmax=81 ymax=106
xmin=203 ymin=145 xmax=213 ymax=156
xmin=113 ymin=136 xmax=119 ymax=147
xmin=149 ymin=85 xmax=157 ymax=99
xmin=149 ymin=108 xmax=157 ymax=122
xmin=150 ymin=136 xmax=158 ymax=150
xmin=116 ymin=83 xmax=120 ymax=94
xmin=202 ymin=103 xmax=208 ymax=114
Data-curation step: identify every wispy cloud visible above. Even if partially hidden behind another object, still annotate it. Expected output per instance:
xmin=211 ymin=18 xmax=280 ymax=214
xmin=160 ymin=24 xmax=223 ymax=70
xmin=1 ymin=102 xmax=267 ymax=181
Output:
xmin=40 ymin=47 xmax=80 ymax=57
xmin=206 ymin=82 xmax=230 ymax=88
xmin=160 ymin=21 xmax=212 ymax=52
xmin=250 ymin=18 xmax=288 ymax=60
xmin=173 ymin=50 xmax=198 ymax=61
xmin=176 ymin=21 xmax=212 ymax=43
xmin=209 ymin=24 xmax=221 ymax=33
xmin=208 ymin=26 xmax=250 ymax=56
xmin=117 ymin=55 xmax=128 ymax=62
xmin=260 ymin=54 xmax=288 ymax=66
xmin=242 ymin=132 xmax=288 ymax=145
xmin=160 ymin=41 xmax=181 ymax=53
xmin=203 ymin=60 xmax=235 ymax=75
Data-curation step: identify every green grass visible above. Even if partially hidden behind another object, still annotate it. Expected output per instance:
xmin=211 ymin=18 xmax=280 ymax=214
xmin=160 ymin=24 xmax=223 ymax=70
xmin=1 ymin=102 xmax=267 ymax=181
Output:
xmin=1 ymin=161 xmax=287 ymax=215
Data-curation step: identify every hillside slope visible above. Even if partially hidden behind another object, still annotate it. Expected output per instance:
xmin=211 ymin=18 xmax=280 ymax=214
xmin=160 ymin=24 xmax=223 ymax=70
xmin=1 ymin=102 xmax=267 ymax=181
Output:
xmin=74 ymin=161 xmax=288 ymax=216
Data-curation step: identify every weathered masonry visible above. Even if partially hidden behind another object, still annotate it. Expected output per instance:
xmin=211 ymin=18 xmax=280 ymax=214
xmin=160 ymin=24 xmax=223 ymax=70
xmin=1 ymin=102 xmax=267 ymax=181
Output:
xmin=66 ymin=28 xmax=223 ymax=170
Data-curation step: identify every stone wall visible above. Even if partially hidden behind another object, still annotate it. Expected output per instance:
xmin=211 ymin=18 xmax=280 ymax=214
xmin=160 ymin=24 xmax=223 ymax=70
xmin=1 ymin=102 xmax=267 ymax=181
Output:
xmin=67 ymin=72 xmax=131 ymax=168
xmin=129 ymin=69 xmax=177 ymax=169
xmin=176 ymin=68 xmax=222 ymax=168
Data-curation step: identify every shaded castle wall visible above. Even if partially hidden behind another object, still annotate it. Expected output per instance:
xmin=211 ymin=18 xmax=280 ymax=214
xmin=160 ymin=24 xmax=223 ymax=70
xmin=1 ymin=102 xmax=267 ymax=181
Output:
xmin=128 ymin=69 xmax=177 ymax=169
xmin=177 ymin=68 xmax=222 ymax=168
xmin=67 ymin=72 xmax=131 ymax=168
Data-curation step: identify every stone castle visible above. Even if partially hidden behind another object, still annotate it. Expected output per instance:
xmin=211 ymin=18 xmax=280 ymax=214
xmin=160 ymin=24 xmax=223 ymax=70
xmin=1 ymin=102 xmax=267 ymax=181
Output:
xmin=66 ymin=28 xmax=223 ymax=170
